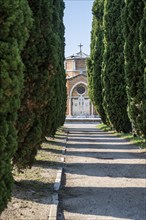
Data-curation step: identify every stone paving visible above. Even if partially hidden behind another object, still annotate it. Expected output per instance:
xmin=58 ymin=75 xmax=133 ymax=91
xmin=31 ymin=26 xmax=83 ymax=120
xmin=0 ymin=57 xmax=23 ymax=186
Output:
xmin=58 ymin=122 xmax=146 ymax=220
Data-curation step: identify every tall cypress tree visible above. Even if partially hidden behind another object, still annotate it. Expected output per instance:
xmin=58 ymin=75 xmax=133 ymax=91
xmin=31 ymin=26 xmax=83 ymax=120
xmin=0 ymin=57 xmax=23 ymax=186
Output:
xmin=13 ymin=0 xmax=66 ymax=170
xmin=102 ymin=0 xmax=131 ymax=132
xmin=44 ymin=0 xmax=66 ymax=136
xmin=123 ymin=0 xmax=145 ymax=135
xmin=0 ymin=0 xmax=32 ymax=213
xmin=87 ymin=0 xmax=107 ymax=124
xmin=139 ymin=1 xmax=146 ymax=139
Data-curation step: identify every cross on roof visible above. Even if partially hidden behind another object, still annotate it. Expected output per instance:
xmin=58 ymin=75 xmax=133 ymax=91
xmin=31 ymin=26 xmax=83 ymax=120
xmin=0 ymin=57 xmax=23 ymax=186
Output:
xmin=78 ymin=43 xmax=83 ymax=53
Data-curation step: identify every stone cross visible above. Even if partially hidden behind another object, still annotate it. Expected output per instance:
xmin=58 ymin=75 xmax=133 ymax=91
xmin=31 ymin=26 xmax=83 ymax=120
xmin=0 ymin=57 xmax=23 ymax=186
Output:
xmin=78 ymin=43 xmax=83 ymax=53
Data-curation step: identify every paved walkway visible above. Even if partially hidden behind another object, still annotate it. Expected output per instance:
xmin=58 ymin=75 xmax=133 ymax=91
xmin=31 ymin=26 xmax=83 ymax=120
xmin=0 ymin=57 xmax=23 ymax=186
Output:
xmin=59 ymin=122 xmax=146 ymax=220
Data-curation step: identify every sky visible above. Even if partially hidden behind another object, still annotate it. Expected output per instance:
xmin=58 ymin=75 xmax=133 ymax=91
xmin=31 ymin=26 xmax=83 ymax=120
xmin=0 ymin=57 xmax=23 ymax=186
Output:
xmin=64 ymin=0 xmax=94 ymax=57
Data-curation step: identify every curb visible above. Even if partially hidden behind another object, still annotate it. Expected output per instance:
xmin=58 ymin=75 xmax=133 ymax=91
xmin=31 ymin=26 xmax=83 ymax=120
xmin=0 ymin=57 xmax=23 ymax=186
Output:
xmin=53 ymin=168 xmax=63 ymax=192
xmin=48 ymin=193 xmax=58 ymax=220
xmin=48 ymin=130 xmax=68 ymax=220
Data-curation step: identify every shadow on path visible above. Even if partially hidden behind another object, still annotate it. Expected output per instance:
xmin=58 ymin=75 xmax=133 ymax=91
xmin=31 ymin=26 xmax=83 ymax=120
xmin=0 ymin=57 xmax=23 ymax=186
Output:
xmin=61 ymin=185 xmax=146 ymax=220
xmin=58 ymin=123 xmax=146 ymax=220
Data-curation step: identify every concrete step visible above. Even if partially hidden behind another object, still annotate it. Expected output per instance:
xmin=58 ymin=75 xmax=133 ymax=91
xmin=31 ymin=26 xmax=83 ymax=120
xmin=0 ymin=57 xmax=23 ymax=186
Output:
xmin=65 ymin=117 xmax=101 ymax=123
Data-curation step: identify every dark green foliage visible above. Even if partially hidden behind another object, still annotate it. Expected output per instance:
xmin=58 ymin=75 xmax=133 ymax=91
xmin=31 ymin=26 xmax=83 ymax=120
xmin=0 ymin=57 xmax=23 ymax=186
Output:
xmin=102 ymin=0 xmax=131 ymax=132
xmin=123 ymin=0 xmax=145 ymax=136
xmin=87 ymin=0 xmax=107 ymax=124
xmin=13 ymin=0 xmax=66 ymax=170
xmin=0 ymin=0 xmax=32 ymax=213
xmin=44 ymin=0 xmax=66 ymax=136
xmin=139 ymin=1 xmax=146 ymax=138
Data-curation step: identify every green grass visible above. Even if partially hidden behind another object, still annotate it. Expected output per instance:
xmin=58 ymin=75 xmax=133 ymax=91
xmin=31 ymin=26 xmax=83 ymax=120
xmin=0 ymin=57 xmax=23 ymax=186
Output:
xmin=97 ymin=123 xmax=113 ymax=132
xmin=97 ymin=123 xmax=146 ymax=149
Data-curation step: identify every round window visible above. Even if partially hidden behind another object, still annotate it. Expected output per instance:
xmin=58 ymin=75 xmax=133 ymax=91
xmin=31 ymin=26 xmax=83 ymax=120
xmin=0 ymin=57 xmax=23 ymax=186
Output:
xmin=77 ymin=86 xmax=85 ymax=94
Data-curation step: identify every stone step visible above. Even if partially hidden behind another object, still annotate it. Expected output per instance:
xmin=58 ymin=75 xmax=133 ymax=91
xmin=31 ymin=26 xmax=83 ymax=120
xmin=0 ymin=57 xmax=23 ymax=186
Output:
xmin=65 ymin=117 xmax=101 ymax=122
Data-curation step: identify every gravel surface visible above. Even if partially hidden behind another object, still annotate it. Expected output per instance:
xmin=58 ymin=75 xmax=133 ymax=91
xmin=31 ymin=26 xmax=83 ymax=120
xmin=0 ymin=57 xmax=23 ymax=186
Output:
xmin=0 ymin=131 xmax=66 ymax=220
xmin=58 ymin=122 xmax=146 ymax=220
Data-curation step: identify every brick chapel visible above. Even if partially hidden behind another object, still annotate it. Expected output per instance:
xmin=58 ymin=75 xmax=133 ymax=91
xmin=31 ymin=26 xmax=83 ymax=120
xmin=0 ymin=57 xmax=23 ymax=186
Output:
xmin=65 ymin=44 xmax=97 ymax=118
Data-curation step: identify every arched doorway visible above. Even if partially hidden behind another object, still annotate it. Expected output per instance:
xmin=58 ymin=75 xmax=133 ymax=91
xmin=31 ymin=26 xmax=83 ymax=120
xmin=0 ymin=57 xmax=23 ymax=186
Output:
xmin=70 ymin=82 xmax=91 ymax=117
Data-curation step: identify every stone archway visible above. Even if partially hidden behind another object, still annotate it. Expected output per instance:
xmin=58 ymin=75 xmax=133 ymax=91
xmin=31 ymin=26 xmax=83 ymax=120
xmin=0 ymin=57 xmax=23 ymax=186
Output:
xmin=70 ymin=82 xmax=91 ymax=117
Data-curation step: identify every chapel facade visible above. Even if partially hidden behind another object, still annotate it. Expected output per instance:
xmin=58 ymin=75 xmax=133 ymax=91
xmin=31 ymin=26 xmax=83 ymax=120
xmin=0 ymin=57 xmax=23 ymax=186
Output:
xmin=65 ymin=45 xmax=97 ymax=118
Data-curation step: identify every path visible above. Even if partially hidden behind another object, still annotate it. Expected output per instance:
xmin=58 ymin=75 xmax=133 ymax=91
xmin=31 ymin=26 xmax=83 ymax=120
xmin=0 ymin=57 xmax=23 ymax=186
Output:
xmin=58 ymin=122 xmax=146 ymax=220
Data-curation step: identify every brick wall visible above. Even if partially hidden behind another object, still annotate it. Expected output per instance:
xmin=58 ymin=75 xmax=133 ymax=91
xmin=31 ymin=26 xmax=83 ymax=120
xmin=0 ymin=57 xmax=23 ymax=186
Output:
xmin=75 ymin=59 xmax=86 ymax=70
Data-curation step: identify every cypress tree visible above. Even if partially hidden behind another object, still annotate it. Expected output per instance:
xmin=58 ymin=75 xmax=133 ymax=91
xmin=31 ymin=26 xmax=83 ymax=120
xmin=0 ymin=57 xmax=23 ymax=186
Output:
xmin=102 ymin=0 xmax=131 ymax=132
xmin=0 ymin=0 xmax=32 ymax=213
xmin=44 ymin=0 xmax=66 ymax=136
xmin=87 ymin=0 xmax=107 ymax=124
xmin=123 ymin=0 xmax=145 ymax=136
xmin=13 ymin=0 xmax=66 ymax=170
xmin=139 ymin=1 xmax=146 ymax=139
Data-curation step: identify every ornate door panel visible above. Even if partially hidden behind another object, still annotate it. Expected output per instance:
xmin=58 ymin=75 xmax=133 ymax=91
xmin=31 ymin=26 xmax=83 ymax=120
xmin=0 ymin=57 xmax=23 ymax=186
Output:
xmin=84 ymin=98 xmax=90 ymax=116
xmin=72 ymin=98 xmax=79 ymax=116
xmin=72 ymin=97 xmax=90 ymax=117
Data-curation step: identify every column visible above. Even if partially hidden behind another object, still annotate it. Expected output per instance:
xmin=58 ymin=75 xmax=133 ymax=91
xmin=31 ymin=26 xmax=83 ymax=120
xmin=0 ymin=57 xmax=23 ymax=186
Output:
xmin=91 ymin=104 xmax=94 ymax=117
xmin=73 ymin=60 xmax=76 ymax=71
xmin=68 ymin=97 xmax=72 ymax=117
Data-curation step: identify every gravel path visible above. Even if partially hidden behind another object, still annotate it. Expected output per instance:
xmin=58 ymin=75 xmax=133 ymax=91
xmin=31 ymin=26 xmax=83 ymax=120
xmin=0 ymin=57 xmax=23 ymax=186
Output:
xmin=58 ymin=122 xmax=146 ymax=220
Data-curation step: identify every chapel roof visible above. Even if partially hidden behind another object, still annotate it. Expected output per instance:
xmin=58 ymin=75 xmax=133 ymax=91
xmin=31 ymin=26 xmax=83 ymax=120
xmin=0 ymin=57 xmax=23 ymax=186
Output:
xmin=66 ymin=44 xmax=89 ymax=60
xmin=66 ymin=51 xmax=89 ymax=60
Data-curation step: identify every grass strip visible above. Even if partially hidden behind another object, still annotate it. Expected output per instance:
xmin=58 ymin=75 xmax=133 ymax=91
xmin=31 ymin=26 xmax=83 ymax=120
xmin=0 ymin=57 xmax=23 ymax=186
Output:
xmin=97 ymin=123 xmax=146 ymax=150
